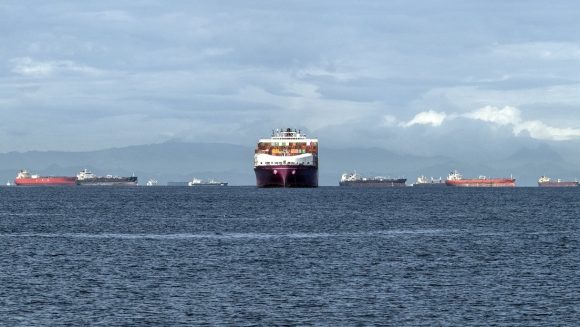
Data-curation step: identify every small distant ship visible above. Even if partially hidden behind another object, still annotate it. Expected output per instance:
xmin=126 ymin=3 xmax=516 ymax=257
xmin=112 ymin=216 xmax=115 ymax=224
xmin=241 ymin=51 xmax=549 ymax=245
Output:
xmin=76 ymin=169 xmax=138 ymax=186
xmin=188 ymin=178 xmax=228 ymax=186
xmin=339 ymin=172 xmax=406 ymax=187
xmin=412 ymin=175 xmax=445 ymax=187
xmin=254 ymin=128 xmax=318 ymax=187
xmin=538 ymin=176 xmax=578 ymax=187
xmin=146 ymin=179 xmax=159 ymax=186
xmin=14 ymin=169 xmax=77 ymax=186
xmin=445 ymin=170 xmax=516 ymax=187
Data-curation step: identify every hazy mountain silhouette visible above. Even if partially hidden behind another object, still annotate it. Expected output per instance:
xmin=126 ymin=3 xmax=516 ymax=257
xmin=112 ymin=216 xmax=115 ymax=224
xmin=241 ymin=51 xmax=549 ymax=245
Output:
xmin=0 ymin=141 xmax=577 ymax=186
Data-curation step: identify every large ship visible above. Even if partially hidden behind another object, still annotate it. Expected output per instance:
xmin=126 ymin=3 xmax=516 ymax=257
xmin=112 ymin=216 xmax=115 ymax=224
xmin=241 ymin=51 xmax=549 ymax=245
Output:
xmin=339 ymin=172 xmax=406 ymax=187
xmin=412 ymin=175 xmax=445 ymax=187
xmin=14 ymin=169 xmax=77 ymax=186
xmin=188 ymin=178 xmax=228 ymax=186
xmin=538 ymin=176 xmax=578 ymax=187
xmin=254 ymin=128 xmax=318 ymax=187
xmin=445 ymin=170 xmax=516 ymax=187
xmin=76 ymin=169 xmax=138 ymax=186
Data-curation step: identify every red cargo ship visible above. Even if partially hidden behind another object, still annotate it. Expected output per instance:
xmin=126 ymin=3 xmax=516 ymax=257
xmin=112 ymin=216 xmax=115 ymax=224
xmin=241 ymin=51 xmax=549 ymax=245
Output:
xmin=14 ymin=169 xmax=77 ymax=186
xmin=254 ymin=128 xmax=318 ymax=187
xmin=445 ymin=170 xmax=516 ymax=187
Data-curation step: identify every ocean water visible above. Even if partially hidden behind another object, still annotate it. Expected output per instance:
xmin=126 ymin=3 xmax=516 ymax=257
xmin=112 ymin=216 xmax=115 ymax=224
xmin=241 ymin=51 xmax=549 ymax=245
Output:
xmin=0 ymin=186 xmax=578 ymax=326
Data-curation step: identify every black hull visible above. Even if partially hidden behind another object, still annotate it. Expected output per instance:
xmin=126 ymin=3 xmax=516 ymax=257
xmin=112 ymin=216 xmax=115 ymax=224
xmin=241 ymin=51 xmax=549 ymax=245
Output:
xmin=77 ymin=177 xmax=138 ymax=186
xmin=339 ymin=179 xmax=407 ymax=187
xmin=254 ymin=166 xmax=318 ymax=188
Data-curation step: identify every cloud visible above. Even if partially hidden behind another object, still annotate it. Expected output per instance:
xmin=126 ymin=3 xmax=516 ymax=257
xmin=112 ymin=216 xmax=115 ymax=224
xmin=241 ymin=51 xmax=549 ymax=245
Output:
xmin=492 ymin=42 xmax=580 ymax=61
xmin=464 ymin=105 xmax=521 ymax=125
xmin=401 ymin=110 xmax=447 ymax=127
xmin=381 ymin=115 xmax=398 ymax=126
xmin=3 ymin=1 xmax=580 ymax=154
xmin=11 ymin=57 xmax=103 ymax=77
xmin=514 ymin=121 xmax=580 ymax=141
xmin=466 ymin=106 xmax=580 ymax=141
xmin=395 ymin=105 xmax=580 ymax=141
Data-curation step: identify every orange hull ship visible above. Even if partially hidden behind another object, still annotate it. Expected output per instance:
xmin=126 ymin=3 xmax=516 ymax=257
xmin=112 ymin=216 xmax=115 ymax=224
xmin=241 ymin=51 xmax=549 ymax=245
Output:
xmin=14 ymin=169 xmax=77 ymax=186
xmin=445 ymin=170 xmax=515 ymax=187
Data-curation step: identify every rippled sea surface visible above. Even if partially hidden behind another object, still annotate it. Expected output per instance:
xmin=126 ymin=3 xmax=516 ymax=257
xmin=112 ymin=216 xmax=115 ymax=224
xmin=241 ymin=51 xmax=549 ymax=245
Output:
xmin=0 ymin=186 xmax=578 ymax=325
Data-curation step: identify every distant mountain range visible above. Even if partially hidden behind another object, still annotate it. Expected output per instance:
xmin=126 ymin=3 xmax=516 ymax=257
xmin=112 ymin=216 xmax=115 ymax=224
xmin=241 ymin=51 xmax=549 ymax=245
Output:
xmin=0 ymin=141 xmax=578 ymax=186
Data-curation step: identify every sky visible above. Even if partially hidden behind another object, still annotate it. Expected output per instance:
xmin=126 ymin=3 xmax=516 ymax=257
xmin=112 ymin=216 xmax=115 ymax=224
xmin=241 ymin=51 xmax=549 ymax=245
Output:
xmin=2 ymin=0 xmax=580 ymax=157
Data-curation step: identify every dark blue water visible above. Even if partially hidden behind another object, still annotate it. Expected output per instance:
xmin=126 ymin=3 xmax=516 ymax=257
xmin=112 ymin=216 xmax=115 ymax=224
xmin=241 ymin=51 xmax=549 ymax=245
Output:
xmin=0 ymin=187 xmax=578 ymax=325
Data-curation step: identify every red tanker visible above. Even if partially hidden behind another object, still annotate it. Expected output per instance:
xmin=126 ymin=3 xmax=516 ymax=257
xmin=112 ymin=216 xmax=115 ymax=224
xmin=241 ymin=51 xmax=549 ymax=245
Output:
xmin=14 ymin=169 xmax=77 ymax=186
xmin=445 ymin=170 xmax=516 ymax=187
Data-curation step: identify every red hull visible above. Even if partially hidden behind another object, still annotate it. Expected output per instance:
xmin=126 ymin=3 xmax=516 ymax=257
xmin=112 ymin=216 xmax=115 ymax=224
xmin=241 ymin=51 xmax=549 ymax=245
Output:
xmin=446 ymin=179 xmax=516 ymax=187
xmin=254 ymin=165 xmax=318 ymax=188
xmin=15 ymin=177 xmax=77 ymax=186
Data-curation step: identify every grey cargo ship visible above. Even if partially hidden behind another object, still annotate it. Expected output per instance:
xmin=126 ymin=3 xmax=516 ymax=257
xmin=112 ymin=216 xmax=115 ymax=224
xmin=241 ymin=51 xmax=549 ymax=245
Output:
xmin=339 ymin=172 xmax=406 ymax=187
xmin=76 ymin=169 xmax=138 ymax=186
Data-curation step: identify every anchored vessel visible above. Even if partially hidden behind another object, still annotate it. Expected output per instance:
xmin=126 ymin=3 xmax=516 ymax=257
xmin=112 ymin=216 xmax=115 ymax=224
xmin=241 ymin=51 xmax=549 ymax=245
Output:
xmin=412 ymin=175 xmax=445 ymax=187
xmin=339 ymin=172 xmax=406 ymax=187
xmin=254 ymin=128 xmax=318 ymax=187
xmin=14 ymin=169 xmax=77 ymax=186
xmin=76 ymin=169 xmax=138 ymax=186
xmin=538 ymin=176 xmax=578 ymax=187
xmin=146 ymin=179 xmax=159 ymax=186
xmin=188 ymin=178 xmax=228 ymax=186
xmin=445 ymin=170 xmax=516 ymax=187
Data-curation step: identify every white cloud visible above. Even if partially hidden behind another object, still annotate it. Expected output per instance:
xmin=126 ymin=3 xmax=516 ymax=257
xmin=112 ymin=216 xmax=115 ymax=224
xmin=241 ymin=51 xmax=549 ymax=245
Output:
xmin=514 ymin=120 xmax=580 ymax=141
xmin=464 ymin=105 xmax=521 ymax=125
xmin=396 ymin=106 xmax=580 ymax=141
xmin=11 ymin=57 xmax=103 ymax=77
xmin=401 ymin=110 xmax=447 ymax=127
xmin=466 ymin=105 xmax=580 ymax=141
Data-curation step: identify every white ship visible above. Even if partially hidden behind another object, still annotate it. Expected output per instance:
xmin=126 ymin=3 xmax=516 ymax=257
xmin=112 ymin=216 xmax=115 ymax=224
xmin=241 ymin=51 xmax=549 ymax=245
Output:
xmin=412 ymin=175 xmax=445 ymax=187
xmin=188 ymin=178 xmax=228 ymax=186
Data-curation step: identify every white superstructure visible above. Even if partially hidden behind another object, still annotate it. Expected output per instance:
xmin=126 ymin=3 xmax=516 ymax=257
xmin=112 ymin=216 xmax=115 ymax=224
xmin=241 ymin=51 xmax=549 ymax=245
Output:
xmin=538 ymin=176 xmax=551 ymax=183
xmin=76 ymin=169 xmax=95 ymax=180
xmin=146 ymin=179 xmax=159 ymax=186
xmin=254 ymin=128 xmax=318 ymax=167
xmin=16 ymin=170 xmax=37 ymax=179
xmin=414 ymin=175 xmax=443 ymax=184
xmin=447 ymin=170 xmax=463 ymax=181
xmin=188 ymin=178 xmax=203 ymax=186
xmin=341 ymin=172 xmax=362 ymax=182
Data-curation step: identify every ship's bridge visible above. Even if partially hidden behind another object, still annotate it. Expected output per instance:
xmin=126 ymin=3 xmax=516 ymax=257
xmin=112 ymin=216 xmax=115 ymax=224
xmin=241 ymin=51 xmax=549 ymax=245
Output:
xmin=256 ymin=128 xmax=318 ymax=156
